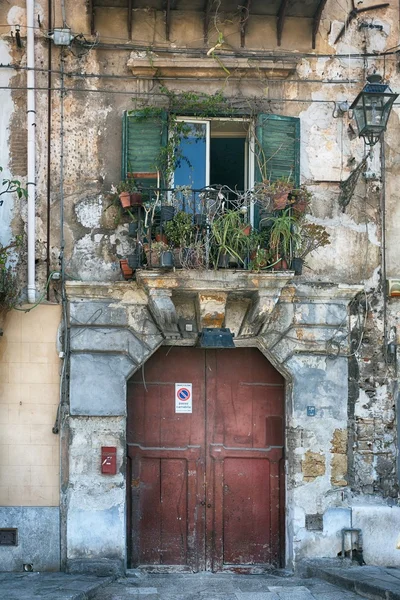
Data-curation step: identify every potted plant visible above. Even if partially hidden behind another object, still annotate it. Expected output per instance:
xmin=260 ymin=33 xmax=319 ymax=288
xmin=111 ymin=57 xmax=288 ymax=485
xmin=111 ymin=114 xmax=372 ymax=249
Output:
xmin=127 ymin=244 xmax=144 ymax=270
xmin=128 ymin=178 xmax=143 ymax=207
xmin=211 ymin=210 xmax=250 ymax=269
xmin=288 ymin=185 xmax=312 ymax=215
xmin=269 ymin=208 xmax=299 ymax=270
xmin=291 ymin=222 xmax=331 ymax=275
xmin=146 ymin=241 xmax=174 ymax=268
xmin=165 ymin=211 xmax=194 ymax=244
xmin=117 ymin=181 xmax=131 ymax=208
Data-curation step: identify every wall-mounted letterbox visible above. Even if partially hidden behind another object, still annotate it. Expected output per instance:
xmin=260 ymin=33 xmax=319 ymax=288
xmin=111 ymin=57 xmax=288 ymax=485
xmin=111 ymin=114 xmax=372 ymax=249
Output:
xmin=101 ymin=446 xmax=117 ymax=475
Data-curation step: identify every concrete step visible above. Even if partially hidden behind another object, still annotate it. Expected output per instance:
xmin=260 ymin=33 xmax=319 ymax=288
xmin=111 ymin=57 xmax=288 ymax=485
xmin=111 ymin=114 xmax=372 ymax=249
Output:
xmin=303 ymin=559 xmax=400 ymax=600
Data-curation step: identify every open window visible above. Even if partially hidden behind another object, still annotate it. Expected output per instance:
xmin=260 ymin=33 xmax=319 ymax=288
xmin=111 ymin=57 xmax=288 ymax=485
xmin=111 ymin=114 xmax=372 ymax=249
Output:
xmin=123 ymin=111 xmax=299 ymax=186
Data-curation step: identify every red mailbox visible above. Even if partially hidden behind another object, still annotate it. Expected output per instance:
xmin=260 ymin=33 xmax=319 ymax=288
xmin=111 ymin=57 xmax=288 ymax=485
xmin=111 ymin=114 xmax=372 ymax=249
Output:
xmin=101 ymin=446 xmax=117 ymax=475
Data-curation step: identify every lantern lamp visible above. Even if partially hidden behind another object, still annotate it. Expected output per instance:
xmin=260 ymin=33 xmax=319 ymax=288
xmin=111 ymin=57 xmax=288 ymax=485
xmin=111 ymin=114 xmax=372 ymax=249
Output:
xmin=350 ymin=74 xmax=398 ymax=146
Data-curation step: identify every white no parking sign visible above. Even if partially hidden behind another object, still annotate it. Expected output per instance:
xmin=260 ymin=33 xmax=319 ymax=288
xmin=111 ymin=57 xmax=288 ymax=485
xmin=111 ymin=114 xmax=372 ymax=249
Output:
xmin=175 ymin=383 xmax=192 ymax=414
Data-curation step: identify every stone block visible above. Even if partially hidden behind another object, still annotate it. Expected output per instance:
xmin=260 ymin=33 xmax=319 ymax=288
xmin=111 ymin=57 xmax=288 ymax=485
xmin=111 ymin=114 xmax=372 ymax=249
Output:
xmin=0 ymin=507 xmax=60 ymax=571
xmin=69 ymin=353 xmax=133 ymax=416
xmin=330 ymin=429 xmax=347 ymax=454
xmin=302 ymin=451 xmax=326 ymax=482
xmin=67 ymin=506 xmax=125 ymax=568
xmin=352 ymin=505 xmax=400 ymax=567
xmin=70 ymin=301 xmax=128 ymax=327
xmin=70 ymin=327 xmax=149 ymax=365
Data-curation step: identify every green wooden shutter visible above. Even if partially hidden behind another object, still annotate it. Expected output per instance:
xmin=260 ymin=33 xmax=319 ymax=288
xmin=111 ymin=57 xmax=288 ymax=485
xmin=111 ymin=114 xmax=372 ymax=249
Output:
xmin=122 ymin=110 xmax=168 ymax=184
xmin=255 ymin=114 xmax=300 ymax=186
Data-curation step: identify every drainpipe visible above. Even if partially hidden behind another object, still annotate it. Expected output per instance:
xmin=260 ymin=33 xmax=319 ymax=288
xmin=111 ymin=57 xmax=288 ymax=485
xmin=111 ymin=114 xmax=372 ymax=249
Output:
xmin=27 ymin=0 xmax=36 ymax=303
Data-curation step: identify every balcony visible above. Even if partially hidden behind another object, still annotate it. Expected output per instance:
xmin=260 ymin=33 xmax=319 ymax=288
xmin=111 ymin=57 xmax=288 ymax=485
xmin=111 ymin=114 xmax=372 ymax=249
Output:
xmin=117 ymin=183 xmax=329 ymax=279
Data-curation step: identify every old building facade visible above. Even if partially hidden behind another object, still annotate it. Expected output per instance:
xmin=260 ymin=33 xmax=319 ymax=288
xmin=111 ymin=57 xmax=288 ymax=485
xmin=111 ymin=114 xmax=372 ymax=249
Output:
xmin=0 ymin=0 xmax=399 ymax=575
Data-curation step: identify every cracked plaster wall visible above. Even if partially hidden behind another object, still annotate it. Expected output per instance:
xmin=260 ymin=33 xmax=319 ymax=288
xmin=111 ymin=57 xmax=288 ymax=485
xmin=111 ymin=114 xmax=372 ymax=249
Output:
xmin=1 ymin=0 xmax=400 ymax=569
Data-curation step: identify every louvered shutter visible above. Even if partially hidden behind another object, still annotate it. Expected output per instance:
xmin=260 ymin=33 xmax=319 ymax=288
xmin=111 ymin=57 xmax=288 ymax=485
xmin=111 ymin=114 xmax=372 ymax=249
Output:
xmin=122 ymin=110 xmax=168 ymax=184
xmin=254 ymin=114 xmax=300 ymax=186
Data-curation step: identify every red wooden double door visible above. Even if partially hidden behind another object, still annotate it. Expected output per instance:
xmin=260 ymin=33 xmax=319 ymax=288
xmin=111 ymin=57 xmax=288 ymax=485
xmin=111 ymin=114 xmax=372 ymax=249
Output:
xmin=127 ymin=347 xmax=285 ymax=572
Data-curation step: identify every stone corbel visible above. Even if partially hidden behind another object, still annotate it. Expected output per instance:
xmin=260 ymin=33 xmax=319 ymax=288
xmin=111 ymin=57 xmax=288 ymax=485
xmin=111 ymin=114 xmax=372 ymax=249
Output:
xmin=239 ymin=290 xmax=280 ymax=337
xmin=147 ymin=288 xmax=180 ymax=339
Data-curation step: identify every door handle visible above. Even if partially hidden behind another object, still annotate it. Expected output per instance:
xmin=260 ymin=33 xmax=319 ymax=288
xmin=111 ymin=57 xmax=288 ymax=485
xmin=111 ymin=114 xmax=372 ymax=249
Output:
xmin=207 ymin=503 xmax=212 ymax=508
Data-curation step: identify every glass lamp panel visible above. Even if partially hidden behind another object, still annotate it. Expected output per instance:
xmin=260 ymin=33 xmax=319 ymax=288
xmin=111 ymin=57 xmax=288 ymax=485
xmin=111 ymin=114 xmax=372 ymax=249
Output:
xmin=353 ymin=102 xmax=366 ymax=134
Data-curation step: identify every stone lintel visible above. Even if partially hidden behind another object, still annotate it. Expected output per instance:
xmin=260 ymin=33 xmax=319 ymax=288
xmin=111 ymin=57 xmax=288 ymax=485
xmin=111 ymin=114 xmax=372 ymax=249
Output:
xmin=136 ymin=270 xmax=293 ymax=293
xmin=127 ymin=54 xmax=299 ymax=79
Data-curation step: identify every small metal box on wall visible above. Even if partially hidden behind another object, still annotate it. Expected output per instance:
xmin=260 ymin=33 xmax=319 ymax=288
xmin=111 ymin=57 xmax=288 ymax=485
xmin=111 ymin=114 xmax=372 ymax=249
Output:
xmin=387 ymin=279 xmax=400 ymax=297
xmin=101 ymin=447 xmax=117 ymax=475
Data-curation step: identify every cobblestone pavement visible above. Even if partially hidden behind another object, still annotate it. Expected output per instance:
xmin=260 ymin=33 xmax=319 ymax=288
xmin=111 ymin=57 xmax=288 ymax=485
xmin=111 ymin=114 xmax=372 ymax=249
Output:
xmin=92 ymin=573 xmax=366 ymax=600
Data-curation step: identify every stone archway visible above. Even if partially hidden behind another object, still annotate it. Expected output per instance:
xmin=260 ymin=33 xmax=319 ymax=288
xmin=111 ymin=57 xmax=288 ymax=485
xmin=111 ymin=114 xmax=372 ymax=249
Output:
xmin=64 ymin=274 xmax=361 ymax=575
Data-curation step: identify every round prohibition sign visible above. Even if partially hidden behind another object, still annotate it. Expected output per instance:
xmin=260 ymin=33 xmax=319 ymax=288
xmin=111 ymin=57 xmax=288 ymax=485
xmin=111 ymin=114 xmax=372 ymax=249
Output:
xmin=177 ymin=387 xmax=191 ymax=402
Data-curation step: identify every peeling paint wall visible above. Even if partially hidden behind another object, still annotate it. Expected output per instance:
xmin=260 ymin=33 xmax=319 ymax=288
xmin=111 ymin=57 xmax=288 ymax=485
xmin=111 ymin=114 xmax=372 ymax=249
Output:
xmin=1 ymin=0 xmax=400 ymax=572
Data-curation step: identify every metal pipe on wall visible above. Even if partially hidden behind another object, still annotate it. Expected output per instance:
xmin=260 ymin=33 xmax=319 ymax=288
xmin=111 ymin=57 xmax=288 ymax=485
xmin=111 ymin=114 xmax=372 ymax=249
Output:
xmin=46 ymin=0 xmax=52 ymax=300
xmin=26 ymin=0 xmax=36 ymax=303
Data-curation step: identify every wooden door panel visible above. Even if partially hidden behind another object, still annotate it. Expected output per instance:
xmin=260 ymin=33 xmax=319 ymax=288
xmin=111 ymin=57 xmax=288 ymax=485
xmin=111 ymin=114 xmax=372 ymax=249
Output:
xmin=223 ymin=457 xmax=271 ymax=565
xmin=206 ymin=349 xmax=285 ymax=571
xmin=127 ymin=348 xmax=206 ymax=571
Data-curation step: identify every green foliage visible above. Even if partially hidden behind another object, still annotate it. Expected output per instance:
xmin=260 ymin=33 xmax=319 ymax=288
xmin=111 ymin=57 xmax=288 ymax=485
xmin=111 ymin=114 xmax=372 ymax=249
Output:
xmin=116 ymin=179 xmax=138 ymax=194
xmin=0 ymin=166 xmax=27 ymax=204
xmin=211 ymin=210 xmax=250 ymax=268
xmin=269 ymin=208 xmax=299 ymax=258
xmin=129 ymin=86 xmax=237 ymax=186
xmin=164 ymin=211 xmax=195 ymax=247
xmin=0 ymin=237 xmax=22 ymax=320
xmin=295 ymin=222 xmax=330 ymax=259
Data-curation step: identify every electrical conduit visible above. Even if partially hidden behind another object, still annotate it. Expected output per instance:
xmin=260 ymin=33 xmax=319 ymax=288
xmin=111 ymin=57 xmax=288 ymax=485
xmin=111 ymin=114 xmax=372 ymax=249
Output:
xmin=27 ymin=0 xmax=36 ymax=303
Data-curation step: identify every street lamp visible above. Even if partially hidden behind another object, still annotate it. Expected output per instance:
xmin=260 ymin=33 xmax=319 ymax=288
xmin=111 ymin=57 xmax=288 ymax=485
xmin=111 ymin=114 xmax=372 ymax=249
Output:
xmin=350 ymin=74 xmax=398 ymax=146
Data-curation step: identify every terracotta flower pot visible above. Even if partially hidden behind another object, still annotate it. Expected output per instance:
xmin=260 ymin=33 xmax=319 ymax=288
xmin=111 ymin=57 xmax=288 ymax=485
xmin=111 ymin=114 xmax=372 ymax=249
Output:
xmin=273 ymin=258 xmax=288 ymax=271
xmin=155 ymin=233 xmax=168 ymax=244
xmin=120 ymin=259 xmax=133 ymax=280
xmin=119 ymin=191 xmax=131 ymax=208
xmin=293 ymin=199 xmax=309 ymax=214
xmin=273 ymin=192 xmax=289 ymax=210
xmin=242 ymin=224 xmax=251 ymax=236
xmin=130 ymin=192 xmax=143 ymax=206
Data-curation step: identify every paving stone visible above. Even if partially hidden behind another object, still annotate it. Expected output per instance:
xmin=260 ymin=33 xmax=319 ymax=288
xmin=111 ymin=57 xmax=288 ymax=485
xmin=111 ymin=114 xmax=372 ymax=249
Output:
xmin=235 ymin=593 xmax=280 ymax=599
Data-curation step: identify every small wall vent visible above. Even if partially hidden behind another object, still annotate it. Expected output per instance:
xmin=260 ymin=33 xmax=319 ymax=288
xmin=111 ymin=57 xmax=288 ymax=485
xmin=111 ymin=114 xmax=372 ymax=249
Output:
xmin=0 ymin=528 xmax=18 ymax=546
xmin=305 ymin=514 xmax=323 ymax=531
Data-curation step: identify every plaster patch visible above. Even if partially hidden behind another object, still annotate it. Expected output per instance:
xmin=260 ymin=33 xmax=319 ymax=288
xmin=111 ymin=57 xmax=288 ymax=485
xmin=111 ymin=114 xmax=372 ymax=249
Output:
xmin=75 ymin=196 xmax=103 ymax=228
xmin=7 ymin=6 xmax=26 ymax=27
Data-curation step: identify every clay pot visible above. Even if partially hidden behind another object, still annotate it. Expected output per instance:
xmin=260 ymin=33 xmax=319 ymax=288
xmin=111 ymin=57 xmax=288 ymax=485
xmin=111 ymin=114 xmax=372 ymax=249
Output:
xmin=242 ymin=224 xmax=251 ymax=236
xmin=119 ymin=192 xmax=131 ymax=208
xmin=155 ymin=233 xmax=168 ymax=244
xmin=292 ymin=199 xmax=309 ymax=215
xmin=272 ymin=192 xmax=289 ymax=211
xmin=130 ymin=192 xmax=143 ymax=206
xmin=146 ymin=250 xmax=160 ymax=268
xmin=273 ymin=258 xmax=288 ymax=271
xmin=120 ymin=259 xmax=133 ymax=280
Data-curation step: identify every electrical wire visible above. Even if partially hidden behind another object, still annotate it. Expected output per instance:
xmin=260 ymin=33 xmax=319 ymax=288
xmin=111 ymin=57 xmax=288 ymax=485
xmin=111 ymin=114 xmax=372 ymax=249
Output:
xmin=0 ymin=63 xmax=362 ymax=84
xmin=13 ymin=271 xmax=58 ymax=312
